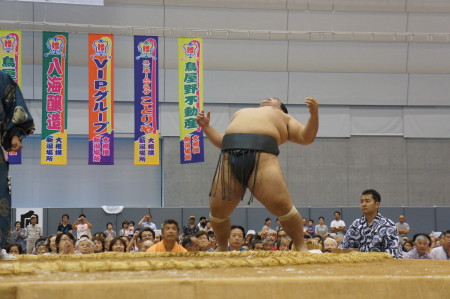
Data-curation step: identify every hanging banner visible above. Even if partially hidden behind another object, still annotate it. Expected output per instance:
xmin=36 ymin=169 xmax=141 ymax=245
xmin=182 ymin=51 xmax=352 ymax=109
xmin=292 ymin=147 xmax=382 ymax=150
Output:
xmin=178 ymin=37 xmax=204 ymax=164
xmin=0 ymin=30 xmax=22 ymax=164
xmin=88 ymin=34 xmax=114 ymax=165
xmin=134 ymin=36 xmax=160 ymax=165
xmin=41 ymin=32 xmax=68 ymax=165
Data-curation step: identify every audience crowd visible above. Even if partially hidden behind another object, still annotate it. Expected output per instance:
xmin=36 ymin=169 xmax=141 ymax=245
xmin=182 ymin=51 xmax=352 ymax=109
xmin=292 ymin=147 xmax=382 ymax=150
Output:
xmin=2 ymin=212 xmax=449 ymax=261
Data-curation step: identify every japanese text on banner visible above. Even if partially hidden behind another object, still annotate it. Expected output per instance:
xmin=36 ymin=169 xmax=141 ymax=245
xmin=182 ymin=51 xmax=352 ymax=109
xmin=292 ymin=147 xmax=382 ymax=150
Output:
xmin=41 ymin=32 xmax=68 ymax=165
xmin=134 ymin=36 xmax=160 ymax=165
xmin=178 ymin=37 xmax=204 ymax=164
xmin=88 ymin=34 xmax=114 ymax=165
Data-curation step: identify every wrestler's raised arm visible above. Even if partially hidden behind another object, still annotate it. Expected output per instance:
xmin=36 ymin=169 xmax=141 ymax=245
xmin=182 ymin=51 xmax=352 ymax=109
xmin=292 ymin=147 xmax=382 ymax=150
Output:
xmin=287 ymin=97 xmax=319 ymax=145
xmin=196 ymin=110 xmax=224 ymax=149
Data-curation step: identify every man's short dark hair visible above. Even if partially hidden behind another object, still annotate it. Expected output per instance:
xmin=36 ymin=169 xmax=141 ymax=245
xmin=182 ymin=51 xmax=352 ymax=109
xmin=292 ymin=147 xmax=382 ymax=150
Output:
xmin=181 ymin=235 xmax=197 ymax=247
xmin=319 ymin=216 xmax=325 ymax=221
xmin=250 ymin=239 xmax=262 ymax=249
xmin=162 ymin=219 xmax=180 ymax=233
xmin=230 ymin=225 xmax=245 ymax=237
xmin=139 ymin=227 xmax=156 ymax=239
xmin=79 ymin=214 xmax=86 ymax=218
xmin=334 ymin=211 xmax=341 ymax=216
xmin=361 ymin=189 xmax=381 ymax=203
xmin=199 ymin=216 xmax=206 ymax=221
xmin=55 ymin=232 xmax=75 ymax=253
xmin=195 ymin=230 xmax=209 ymax=240
xmin=62 ymin=214 xmax=69 ymax=220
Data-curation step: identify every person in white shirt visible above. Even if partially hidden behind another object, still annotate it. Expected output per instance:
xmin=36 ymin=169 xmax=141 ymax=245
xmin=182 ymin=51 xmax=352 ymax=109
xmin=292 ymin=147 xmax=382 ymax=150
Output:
xmin=72 ymin=214 xmax=93 ymax=240
xmin=330 ymin=211 xmax=346 ymax=236
xmin=25 ymin=215 xmax=41 ymax=254
xmin=430 ymin=230 xmax=450 ymax=260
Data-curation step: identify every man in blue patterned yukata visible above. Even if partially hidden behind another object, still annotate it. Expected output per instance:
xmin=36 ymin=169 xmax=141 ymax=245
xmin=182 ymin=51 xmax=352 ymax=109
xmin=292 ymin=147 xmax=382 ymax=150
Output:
xmin=339 ymin=189 xmax=403 ymax=258
xmin=0 ymin=70 xmax=34 ymax=247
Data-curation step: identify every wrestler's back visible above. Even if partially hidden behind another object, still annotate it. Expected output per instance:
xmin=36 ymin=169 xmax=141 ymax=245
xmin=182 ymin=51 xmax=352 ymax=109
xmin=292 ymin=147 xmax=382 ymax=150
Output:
xmin=224 ymin=107 xmax=289 ymax=144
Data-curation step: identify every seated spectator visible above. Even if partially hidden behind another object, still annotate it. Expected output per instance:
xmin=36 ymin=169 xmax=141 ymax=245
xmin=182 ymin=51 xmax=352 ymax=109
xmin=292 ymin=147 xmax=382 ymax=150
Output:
xmin=55 ymin=232 xmax=76 ymax=255
xmin=276 ymin=230 xmax=287 ymax=248
xmin=32 ymin=237 xmax=48 ymax=255
xmin=266 ymin=229 xmax=277 ymax=242
xmin=75 ymin=237 xmax=94 ymax=254
xmin=109 ymin=237 xmax=127 ymax=252
xmin=154 ymin=234 xmax=161 ymax=243
xmin=140 ymin=240 xmax=155 ymax=252
xmin=47 ymin=235 xmax=57 ymax=254
xmin=262 ymin=238 xmax=275 ymax=251
xmin=196 ymin=231 xmax=213 ymax=252
xmin=402 ymin=240 xmax=414 ymax=252
xmin=403 ymin=234 xmax=432 ymax=259
xmin=314 ymin=216 xmax=328 ymax=237
xmin=138 ymin=215 xmax=157 ymax=230
xmin=183 ymin=216 xmax=199 ymax=236
xmin=147 ymin=219 xmax=187 ymax=253
xmin=140 ymin=227 xmax=155 ymax=242
xmin=323 ymin=237 xmax=338 ymax=253
xmin=128 ymin=221 xmax=135 ymax=236
xmin=104 ymin=236 xmax=114 ymax=251
xmin=395 ymin=215 xmax=410 ymax=238
xmin=127 ymin=231 xmax=140 ymax=253
xmin=278 ymin=237 xmax=292 ymax=251
xmin=35 ymin=240 xmax=49 ymax=255
xmin=260 ymin=218 xmax=272 ymax=234
xmin=242 ymin=243 xmax=250 ymax=251
xmin=57 ymin=214 xmax=73 ymax=235
xmin=208 ymin=231 xmax=217 ymax=251
xmin=335 ymin=234 xmax=344 ymax=248
xmin=307 ymin=220 xmax=315 ymax=236
xmin=250 ymin=239 xmax=263 ymax=251
xmin=275 ymin=218 xmax=283 ymax=232
xmin=7 ymin=244 xmax=22 ymax=256
xmin=119 ymin=221 xmax=130 ymax=237
xmin=312 ymin=235 xmax=324 ymax=250
xmin=430 ymin=230 xmax=450 ymax=260
xmin=302 ymin=218 xmax=309 ymax=235
xmin=104 ymin=222 xmax=116 ymax=238
xmin=120 ymin=236 xmax=130 ymax=249
xmin=182 ymin=235 xmax=200 ymax=252
xmin=433 ymin=234 xmax=441 ymax=248
xmin=245 ymin=230 xmax=256 ymax=244
xmin=229 ymin=225 xmax=246 ymax=251
xmin=92 ymin=235 xmax=105 ymax=253
xmin=72 ymin=214 xmax=93 ymax=240
xmin=9 ymin=221 xmax=26 ymax=251
xmin=93 ymin=232 xmax=107 ymax=240
xmin=339 ymin=189 xmax=402 ymax=258
xmin=197 ymin=216 xmax=208 ymax=231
